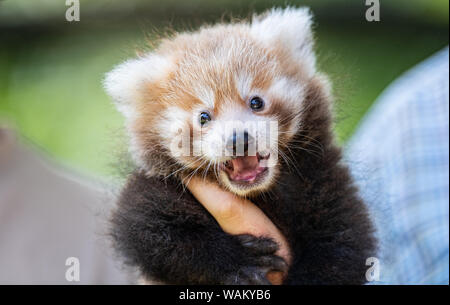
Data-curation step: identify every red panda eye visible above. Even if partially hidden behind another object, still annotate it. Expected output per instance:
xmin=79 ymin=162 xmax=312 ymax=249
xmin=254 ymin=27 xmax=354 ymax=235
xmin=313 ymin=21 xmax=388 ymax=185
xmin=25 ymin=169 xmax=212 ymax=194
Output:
xmin=199 ymin=112 xmax=211 ymax=126
xmin=249 ymin=96 xmax=264 ymax=111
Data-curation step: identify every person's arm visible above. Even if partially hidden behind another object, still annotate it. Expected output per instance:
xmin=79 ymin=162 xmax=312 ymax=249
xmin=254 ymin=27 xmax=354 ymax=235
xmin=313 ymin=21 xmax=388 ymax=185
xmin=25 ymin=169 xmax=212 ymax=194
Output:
xmin=187 ymin=176 xmax=291 ymax=285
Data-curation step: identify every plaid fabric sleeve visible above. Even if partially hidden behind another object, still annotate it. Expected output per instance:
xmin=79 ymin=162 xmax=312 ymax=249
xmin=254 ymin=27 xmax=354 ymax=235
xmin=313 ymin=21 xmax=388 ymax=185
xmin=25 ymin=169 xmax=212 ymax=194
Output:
xmin=345 ymin=47 xmax=449 ymax=284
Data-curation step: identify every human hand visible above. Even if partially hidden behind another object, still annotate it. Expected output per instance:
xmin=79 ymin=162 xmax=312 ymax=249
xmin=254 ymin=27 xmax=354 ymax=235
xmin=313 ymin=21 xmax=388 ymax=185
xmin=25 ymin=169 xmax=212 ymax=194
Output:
xmin=186 ymin=176 xmax=291 ymax=285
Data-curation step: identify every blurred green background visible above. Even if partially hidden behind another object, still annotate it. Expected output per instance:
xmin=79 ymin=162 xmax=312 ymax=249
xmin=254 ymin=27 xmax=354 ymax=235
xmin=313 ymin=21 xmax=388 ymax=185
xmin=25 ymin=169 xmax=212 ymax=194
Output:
xmin=0 ymin=0 xmax=448 ymax=178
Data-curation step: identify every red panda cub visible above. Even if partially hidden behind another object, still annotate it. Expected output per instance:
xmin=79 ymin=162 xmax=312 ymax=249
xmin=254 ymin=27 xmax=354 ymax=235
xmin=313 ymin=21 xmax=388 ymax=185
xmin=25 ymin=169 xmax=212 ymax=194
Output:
xmin=104 ymin=7 xmax=376 ymax=284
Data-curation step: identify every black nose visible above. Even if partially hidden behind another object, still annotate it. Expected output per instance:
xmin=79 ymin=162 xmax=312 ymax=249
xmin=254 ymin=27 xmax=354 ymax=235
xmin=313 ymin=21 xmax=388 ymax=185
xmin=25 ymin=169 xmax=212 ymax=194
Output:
xmin=228 ymin=130 xmax=253 ymax=154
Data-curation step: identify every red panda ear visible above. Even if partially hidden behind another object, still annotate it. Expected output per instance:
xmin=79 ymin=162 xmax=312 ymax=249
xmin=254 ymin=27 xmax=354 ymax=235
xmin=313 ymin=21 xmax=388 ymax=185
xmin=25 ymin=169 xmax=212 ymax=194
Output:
xmin=103 ymin=54 xmax=172 ymax=119
xmin=250 ymin=7 xmax=316 ymax=77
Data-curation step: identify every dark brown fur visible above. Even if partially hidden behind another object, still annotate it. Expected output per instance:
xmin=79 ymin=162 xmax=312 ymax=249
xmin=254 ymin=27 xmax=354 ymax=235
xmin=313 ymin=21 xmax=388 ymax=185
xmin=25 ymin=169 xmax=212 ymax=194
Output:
xmin=110 ymin=75 xmax=376 ymax=284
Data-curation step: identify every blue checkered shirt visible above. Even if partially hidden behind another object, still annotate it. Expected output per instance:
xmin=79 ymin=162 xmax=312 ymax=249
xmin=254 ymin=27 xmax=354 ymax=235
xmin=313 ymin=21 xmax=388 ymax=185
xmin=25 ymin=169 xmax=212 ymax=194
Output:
xmin=345 ymin=47 xmax=449 ymax=284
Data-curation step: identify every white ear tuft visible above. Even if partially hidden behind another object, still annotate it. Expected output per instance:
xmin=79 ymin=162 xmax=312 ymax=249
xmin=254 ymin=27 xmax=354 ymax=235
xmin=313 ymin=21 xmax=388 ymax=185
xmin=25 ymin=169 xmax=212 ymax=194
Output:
xmin=103 ymin=54 xmax=172 ymax=119
xmin=251 ymin=7 xmax=316 ymax=76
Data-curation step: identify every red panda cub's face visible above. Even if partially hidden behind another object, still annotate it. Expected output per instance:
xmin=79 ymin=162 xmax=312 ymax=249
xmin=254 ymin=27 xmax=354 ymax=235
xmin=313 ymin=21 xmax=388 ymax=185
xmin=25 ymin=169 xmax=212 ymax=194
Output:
xmin=105 ymin=8 xmax=321 ymax=196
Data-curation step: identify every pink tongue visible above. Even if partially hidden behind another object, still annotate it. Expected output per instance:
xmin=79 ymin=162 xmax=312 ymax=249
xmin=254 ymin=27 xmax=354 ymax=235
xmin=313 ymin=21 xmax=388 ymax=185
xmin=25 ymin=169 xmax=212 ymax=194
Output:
xmin=230 ymin=156 xmax=260 ymax=181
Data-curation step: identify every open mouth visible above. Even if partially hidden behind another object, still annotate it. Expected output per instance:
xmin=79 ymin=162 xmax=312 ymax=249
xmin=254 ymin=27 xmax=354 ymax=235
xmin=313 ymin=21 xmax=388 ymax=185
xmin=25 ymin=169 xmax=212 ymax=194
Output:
xmin=221 ymin=153 xmax=270 ymax=184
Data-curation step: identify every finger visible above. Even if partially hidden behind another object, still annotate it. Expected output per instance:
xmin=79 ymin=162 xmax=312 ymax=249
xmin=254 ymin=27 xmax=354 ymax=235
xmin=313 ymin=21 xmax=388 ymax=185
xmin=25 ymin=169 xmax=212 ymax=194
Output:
xmin=186 ymin=176 xmax=245 ymax=220
xmin=266 ymin=271 xmax=284 ymax=285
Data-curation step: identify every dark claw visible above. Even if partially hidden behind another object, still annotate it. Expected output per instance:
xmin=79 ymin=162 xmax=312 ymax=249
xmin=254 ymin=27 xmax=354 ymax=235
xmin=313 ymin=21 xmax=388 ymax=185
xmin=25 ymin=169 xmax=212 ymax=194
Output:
xmin=254 ymin=254 xmax=288 ymax=273
xmin=236 ymin=234 xmax=280 ymax=255
xmin=243 ymin=267 xmax=272 ymax=285
xmin=221 ymin=234 xmax=288 ymax=285
xmin=225 ymin=266 xmax=272 ymax=285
